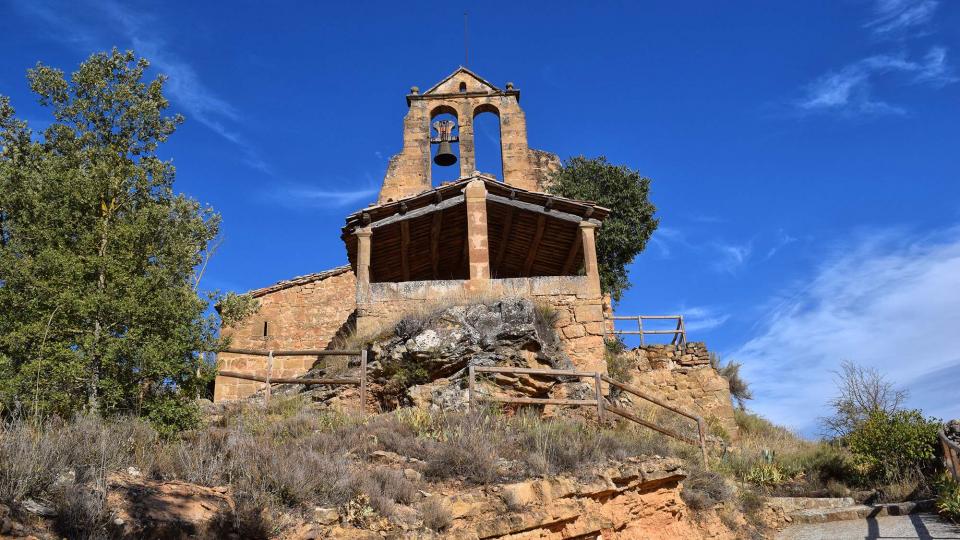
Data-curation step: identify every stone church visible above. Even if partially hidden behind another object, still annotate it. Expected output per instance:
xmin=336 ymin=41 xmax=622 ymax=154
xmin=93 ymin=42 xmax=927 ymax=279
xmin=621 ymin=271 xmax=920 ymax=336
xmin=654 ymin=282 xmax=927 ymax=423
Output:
xmin=214 ymin=67 xmax=612 ymax=402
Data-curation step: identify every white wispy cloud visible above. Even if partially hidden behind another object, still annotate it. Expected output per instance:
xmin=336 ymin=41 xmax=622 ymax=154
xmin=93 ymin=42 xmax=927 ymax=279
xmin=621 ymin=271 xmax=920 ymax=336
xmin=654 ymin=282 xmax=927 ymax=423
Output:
xmin=797 ymin=48 xmax=956 ymax=115
xmin=731 ymin=226 xmax=960 ymax=435
xmin=16 ymin=0 xmax=269 ymax=173
xmin=866 ymin=0 xmax=939 ymax=38
xmin=765 ymin=229 xmax=798 ymax=260
xmin=270 ymin=185 xmax=378 ymax=209
xmin=712 ymin=241 xmax=753 ymax=274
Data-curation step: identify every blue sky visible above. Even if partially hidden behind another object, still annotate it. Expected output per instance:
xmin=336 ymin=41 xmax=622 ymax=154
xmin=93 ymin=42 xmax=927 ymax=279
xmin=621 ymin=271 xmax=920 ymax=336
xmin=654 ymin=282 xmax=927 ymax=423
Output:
xmin=2 ymin=0 xmax=958 ymax=435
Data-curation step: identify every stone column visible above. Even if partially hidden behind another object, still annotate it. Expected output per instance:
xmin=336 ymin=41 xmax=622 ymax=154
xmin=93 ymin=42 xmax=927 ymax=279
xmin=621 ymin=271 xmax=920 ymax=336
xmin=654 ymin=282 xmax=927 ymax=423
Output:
xmin=457 ymin=103 xmax=475 ymax=178
xmin=355 ymin=227 xmax=373 ymax=304
xmin=579 ymin=221 xmax=601 ymax=297
xmin=464 ymin=179 xmax=490 ymax=283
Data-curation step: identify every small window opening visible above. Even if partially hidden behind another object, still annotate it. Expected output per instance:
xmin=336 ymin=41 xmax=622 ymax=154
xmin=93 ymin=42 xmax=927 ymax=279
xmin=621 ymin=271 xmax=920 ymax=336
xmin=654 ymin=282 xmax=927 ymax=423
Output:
xmin=262 ymin=321 xmax=269 ymax=337
xmin=458 ymin=81 xmax=467 ymax=93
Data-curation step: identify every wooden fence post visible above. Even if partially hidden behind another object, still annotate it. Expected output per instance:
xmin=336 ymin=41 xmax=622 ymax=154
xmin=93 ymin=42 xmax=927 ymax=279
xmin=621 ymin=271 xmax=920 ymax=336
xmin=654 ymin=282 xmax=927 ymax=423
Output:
xmin=638 ymin=317 xmax=644 ymax=346
xmin=265 ymin=350 xmax=273 ymax=404
xmin=594 ymin=372 xmax=604 ymax=422
xmin=359 ymin=349 xmax=367 ymax=417
xmin=697 ymin=416 xmax=709 ymax=470
xmin=467 ymin=365 xmax=475 ymax=412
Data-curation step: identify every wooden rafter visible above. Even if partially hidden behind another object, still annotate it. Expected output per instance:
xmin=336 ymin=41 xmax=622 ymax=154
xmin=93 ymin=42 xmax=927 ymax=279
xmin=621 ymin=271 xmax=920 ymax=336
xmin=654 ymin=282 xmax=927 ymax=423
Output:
xmin=561 ymin=229 xmax=583 ymax=275
xmin=400 ymin=220 xmax=410 ymax=281
xmin=430 ymin=210 xmax=443 ymax=279
xmin=369 ymin=195 xmax=464 ymax=230
xmin=493 ymin=208 xmax=515 ymax=276
xmin=486 ymin=193 xmax=599 ymax=225
xmin=523 ymin=215 xmax=547 ymax=275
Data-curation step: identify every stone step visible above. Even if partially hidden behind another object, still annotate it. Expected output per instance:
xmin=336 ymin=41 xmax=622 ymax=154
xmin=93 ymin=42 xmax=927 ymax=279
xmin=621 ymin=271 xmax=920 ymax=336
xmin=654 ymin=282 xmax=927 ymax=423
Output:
xmin=767 ymin=496 xmax=855 ymax=514
xmin=789 ymin=500 xmax=935 ymax=524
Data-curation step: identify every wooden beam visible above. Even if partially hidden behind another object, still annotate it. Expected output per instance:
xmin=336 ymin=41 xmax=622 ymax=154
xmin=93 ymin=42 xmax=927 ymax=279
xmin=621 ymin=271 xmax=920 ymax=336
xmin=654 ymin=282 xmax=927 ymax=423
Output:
xmin=476 ymin=396 xmax=599 ymax=407
xmin=486 ymin=193 xmax=600 ymax=225
xmin=368 ymin=195 xmax=464 ymax=230
xmin=473 ymin=365 xmax=597 ymax=377
xmin=605 ymin=405 xmax=700 ymax=446
xmin=601 ymin=375 xmax=701 ymax=421
xmin=219 ymin=348 xmax=361 ymax=356
xmin=218 ymin=371 xmax=360 ymax=386
xmin=523 ymin=214 xmax=547 ymax=275
xmin=400 ymin=220 xmax=410 ymax=281
xmin=561 ymin=229 xmax=583 ymax=275
xmin=493 ymin=208 xmax=515 ymax=275
xmin=430 ymin=210 xmax=443 ymax=279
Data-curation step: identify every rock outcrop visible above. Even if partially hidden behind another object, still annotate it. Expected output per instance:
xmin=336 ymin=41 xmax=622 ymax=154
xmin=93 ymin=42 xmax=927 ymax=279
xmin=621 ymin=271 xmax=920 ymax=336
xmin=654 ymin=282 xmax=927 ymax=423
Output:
xmin=276 ymin=299 xmax=582 ymax=411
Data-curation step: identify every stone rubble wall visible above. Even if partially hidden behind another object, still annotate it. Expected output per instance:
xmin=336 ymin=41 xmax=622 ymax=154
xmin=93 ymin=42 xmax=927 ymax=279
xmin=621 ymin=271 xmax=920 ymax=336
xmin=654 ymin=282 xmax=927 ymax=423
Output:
xmin=621 ymin=342 xmax=739 ymax=440
xmin=213 ymin=270 xmax=357 ymax=402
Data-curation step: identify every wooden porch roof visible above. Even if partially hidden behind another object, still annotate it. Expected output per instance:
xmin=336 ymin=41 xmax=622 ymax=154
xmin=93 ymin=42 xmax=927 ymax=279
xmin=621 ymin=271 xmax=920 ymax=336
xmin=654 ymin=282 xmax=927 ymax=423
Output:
xmin=341 ymin=175 xmax=609 ymax=283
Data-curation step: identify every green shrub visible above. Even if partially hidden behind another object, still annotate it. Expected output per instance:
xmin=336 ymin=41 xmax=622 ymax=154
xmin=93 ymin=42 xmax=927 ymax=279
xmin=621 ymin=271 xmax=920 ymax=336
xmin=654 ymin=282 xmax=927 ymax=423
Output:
xmin=143 ymin=394 xmax=201 ymax=438
xmin=937 ymin=474 xmax=960 ymax=523
xmin=846 ymin=409 xmax=941 ymax=484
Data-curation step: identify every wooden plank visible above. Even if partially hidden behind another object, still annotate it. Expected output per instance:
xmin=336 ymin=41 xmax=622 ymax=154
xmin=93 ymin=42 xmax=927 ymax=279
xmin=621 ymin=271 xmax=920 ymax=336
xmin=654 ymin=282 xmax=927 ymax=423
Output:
xmin=369 ymin=195 xmax=464 ymax=230
xmin=473 ymin=366 xmax=597 ymax=378
xmin=493 ymin=208 xmax=515 ymax=273
xmin=359 ymin=349 xmax=367 ymax=416
xmin=594 ymin=372 xmax=604 ymax=422
xmin=430 ymin=210 xmax=443 ymax=279
xmin=610 ymin=330 xmax=682 ymax=336
xmin=486 ymin=193 xmax=599 ymax=225
xmin=400 ymin=220 xmax=410 ymax=281
xmin=476 ymin=396 xmax=599 ymax=407
xmin=522 ymin=214 xmax=547 ymax=275
xmin=218 ymin=370 xmax=360 ymax=386
xmin=601 ymin=375 xmax=700 ymax=421
xmin=219 ymin=348 xmax=361 ymax=356
xmin=560 ymin=229 xmax=583 ymax=275
xmin=605 ymin=405 xmax=700 ymax=446
xmin=468 ymin=365 xmax=475 ymax=412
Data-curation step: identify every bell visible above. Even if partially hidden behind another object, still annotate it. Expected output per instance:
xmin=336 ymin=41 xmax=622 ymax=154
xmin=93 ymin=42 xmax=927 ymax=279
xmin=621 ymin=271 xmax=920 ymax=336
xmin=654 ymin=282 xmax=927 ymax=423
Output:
xmin=434 ymin=140 xmax=457 ymax=167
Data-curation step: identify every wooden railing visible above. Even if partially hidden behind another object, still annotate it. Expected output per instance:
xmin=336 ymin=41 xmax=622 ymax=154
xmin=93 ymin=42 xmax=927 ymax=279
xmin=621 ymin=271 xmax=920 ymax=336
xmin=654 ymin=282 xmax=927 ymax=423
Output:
xmin=468 ymin=365 xmax=708 ymax=468
xmin=217 ymin=348 xmax=367 ymax=414
xmin=604 ymin=315 xmax=686 ymax=346
xmin=941 ymin=430 xmax=960 ymax=481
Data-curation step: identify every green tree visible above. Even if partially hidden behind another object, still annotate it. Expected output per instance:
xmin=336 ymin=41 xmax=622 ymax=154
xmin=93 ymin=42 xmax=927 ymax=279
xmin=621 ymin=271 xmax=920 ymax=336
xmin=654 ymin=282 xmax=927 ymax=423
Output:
xmin=547 ymin=156 xmax=658 ymax=302
xmin=0 ymin=50 xmax=220 ymax=427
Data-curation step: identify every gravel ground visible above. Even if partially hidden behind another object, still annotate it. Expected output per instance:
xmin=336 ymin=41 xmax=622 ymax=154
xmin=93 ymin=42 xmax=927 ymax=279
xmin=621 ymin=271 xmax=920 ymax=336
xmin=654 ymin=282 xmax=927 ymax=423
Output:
xmin=777 ymin=513 xmax=960 ymax=540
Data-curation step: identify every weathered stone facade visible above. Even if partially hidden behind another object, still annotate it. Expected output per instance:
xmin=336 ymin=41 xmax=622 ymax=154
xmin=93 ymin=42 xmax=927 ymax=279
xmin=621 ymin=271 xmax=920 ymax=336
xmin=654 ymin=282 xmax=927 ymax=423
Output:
xmin=213 ymin=267 xmax=357 ymax=401
xmin=378 ymin=67 xmax=560 ymax=203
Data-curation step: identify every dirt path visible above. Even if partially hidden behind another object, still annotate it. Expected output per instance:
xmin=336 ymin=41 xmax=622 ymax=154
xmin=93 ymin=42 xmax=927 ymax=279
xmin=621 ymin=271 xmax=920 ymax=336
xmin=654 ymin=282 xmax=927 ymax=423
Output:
xmin=777 ymin=513 xmax=960 ymax=540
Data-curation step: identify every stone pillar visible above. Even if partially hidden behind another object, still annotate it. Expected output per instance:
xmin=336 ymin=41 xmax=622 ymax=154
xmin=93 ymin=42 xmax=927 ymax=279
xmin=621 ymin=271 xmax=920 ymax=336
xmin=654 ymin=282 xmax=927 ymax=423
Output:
xmin=464 ymin=179 xmax=490 ymax=283
xmin=579 ymin=221 xmax=601 ymax=297
xmin=457 ymin=103 xmax=475 ymax=178
xmin=355 ymin=227 xmax=373 ymax=304
xmin=499 ymin=100 xmax=535 ymax=191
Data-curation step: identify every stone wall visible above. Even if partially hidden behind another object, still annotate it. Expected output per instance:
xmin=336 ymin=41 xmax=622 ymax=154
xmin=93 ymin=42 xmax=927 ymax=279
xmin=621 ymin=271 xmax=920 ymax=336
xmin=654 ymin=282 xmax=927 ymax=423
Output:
xmin=619 ymin=342 xmax=739 ymax=439
xmin=213 ymin=268 xmax=358 ymax=402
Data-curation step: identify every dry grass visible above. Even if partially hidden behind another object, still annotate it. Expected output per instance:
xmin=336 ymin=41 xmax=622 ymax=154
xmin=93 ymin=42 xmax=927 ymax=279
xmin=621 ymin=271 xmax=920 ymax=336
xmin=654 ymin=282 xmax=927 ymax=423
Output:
xmin=719 ymin=410 xmax=856 ymax=497
xmin=0 ymin=398 xmax=683 ymax=537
